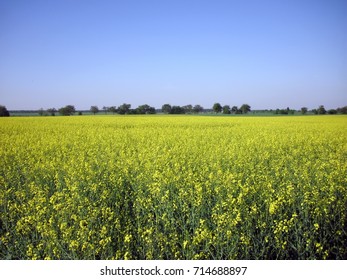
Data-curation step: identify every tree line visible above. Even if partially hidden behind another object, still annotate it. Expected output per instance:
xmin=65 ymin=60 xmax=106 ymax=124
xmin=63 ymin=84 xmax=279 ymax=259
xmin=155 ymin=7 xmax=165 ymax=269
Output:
xmin=274 ymin=105 xmax=347 ymax=115
xmin=1 ymin=104 xmax=347 ymax=117
xmin=23 ymin=103 xmax=248 ymax=116
xmin=38 ymin=103 xmax=252 ymax=116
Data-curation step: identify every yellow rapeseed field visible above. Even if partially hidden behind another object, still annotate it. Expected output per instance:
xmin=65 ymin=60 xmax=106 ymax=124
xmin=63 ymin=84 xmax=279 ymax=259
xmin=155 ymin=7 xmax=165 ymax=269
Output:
xmin=0 ymin=115 xmax=346 ymax=259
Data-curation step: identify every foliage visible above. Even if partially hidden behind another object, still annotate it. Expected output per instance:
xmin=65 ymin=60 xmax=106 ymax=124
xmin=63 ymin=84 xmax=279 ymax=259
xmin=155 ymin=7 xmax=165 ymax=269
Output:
xmin=1 ymin=116 xmax=346 ymax=260
xmin=169 ymin=106 xmax=185 ymax=114
xmin=108 ymin=106 xmax=117 ymax=114
xmin=222 ymin=105 xmax=231 ymax=114
xmin=193 ymin=105 xmax=204 ymax=113
xmin=102 ymin=106 xmax=109 ymax=114
xmin=212 ymin=103 xmax=222 ymax=113
xmin=47 ymin=108 xmax=57 ymax=116
xmin=240 ymin=104 xmax=251 ymax=114
xmin=38 ymin=108 xmax=46 ymax=116
xmin=0 ymin=105 xmax=10 ymax=117
xmin=337 ymin=106 xmax=347 ymax=114
xmin=182 ymin=105 xmax=193 ymax=114
xmin=135 ymin=104 xmax=156 ymax=114
xmin=117 ymin=104 xmax=131 ymax=115
xmin=327 ymin=109 xmax=337 ymax=115
xmin=162 ymin=104 xmax=172 ymax=114
xmin=58 ymin=105 xmax=76 ymax=116
xmin=275 ymin=108 xmax=295 ymax=115
xmin=317 ymin=105 xmax=326 ymax=115
xmin=231 ymin=106 xmax=239 ymax=114
xmin=162 ymin=104 xmax=203 ymax=114
xmin=90 ymin=106 xmax=99 ymax=115
xmin=301 ymin=107 xmax=308 ymax=115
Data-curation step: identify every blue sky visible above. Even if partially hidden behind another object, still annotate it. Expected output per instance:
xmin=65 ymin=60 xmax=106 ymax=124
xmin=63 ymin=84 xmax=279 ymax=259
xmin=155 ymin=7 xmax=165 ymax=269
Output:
xmin=1 ymin=0 xmax=346 ymax=110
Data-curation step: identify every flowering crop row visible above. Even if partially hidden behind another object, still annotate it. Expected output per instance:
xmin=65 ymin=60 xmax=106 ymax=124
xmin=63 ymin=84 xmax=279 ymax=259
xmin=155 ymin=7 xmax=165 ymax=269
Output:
xmin=0 ymin=115 xmax=346 ymax=259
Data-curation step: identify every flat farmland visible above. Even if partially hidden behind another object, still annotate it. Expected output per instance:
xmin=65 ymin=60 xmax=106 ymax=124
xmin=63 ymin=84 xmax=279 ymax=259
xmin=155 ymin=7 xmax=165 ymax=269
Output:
xmin=0 ymin=115 xmax=346 ymax=259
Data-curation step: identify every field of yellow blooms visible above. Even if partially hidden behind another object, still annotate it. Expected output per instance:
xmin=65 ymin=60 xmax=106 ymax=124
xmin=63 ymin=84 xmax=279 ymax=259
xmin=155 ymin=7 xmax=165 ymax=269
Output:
xmin=0 ymin=115 xmax=346 ymax=259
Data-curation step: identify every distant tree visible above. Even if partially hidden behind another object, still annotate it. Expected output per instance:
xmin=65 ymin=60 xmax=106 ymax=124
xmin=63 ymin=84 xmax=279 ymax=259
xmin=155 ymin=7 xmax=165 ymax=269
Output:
xmin=240 ymin=104 xmax=251 ymax=114
xmin=78 ymin=111 xmax=83 ymax=115
xmin=59 ymin=107 xmax=69 ymax=116
xmin=66 ymin=105 xmax=76 ymax=115
xmin=274 ymin=109 xmax=282 ymax=115
xmin=135 ymin=105 xmax=145 ymax=114
xmin=312 ymin=109 xmax=318 ymax=115
xmin=193 ymin=104 xmax=204 ymax=113
xmin=222 ymin=105 xmax=231 ymax=114
xmin=102 ymin=106 xmax=109 ymax=114
xmin=213 ymin=103 xmax=222 ymax=113
xmin=182 ymin=104 xmax=193 ymax=114
xmin=317 ymin=105 xmax=326 ymax=115
xmin=118 ymin=103 xmax=131 ymax=115
xmin=162 ymin=104 xmax=172 ymax=114
xmin=327 ymin=109 xmax=337 ymax=115
xmin=275 ymin=108 xmax=295 ymax=115
xmin=127 ymin=109 xmax=136 ymax=114
xmin=170 ymin=106 xmax=185 ymax=114
xmin=301 ymin=107 xmax=308 ymax=115
xmin=136 ymin=104 xmax=156 ymax=114
xmin=47 ymin=108 xmax=57 ymax=116
xmin=38 ymin=108 xmax=45 ymax=116
xmin=0 ymin=105 xmax=10 ymax=117
xmin=231 ymin=106 xmax=238 ymax=114
xmin=286 ymin=107 xmax=295 ymax=115
xmin=59 ymin=105 xmax=76 ymax=116
xmin=337 ymin=106 xmax=347 ymax=114
xmin=108 ymin=106 xmax=117 ymax=114
xmin=147 ymin=106 xmax=156 ymax=114
xmin=90 ymin=106 xmax=99 ymax=115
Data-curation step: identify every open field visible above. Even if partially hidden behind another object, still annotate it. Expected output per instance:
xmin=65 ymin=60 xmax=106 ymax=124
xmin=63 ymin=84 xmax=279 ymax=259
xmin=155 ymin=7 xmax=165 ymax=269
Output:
xmin=0 ymin=115 xmax=346 ymax=259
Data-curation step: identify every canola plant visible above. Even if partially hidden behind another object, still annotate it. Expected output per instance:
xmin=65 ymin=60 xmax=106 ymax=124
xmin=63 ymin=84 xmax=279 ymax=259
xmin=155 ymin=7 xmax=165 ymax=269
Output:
xmin=0 ymin=115 xmax=346 ymax=259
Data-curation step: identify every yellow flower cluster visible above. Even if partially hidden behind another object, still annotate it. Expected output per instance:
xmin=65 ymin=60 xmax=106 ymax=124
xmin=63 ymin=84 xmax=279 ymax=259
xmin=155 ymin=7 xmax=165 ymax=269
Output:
xmin=0 ymin=115 xmax=346 ymax=259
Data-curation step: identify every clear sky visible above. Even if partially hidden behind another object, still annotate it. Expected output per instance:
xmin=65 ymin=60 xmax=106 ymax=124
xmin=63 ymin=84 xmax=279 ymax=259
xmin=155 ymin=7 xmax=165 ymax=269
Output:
xmin=1 ymin=0 xmax=346 ymax=110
